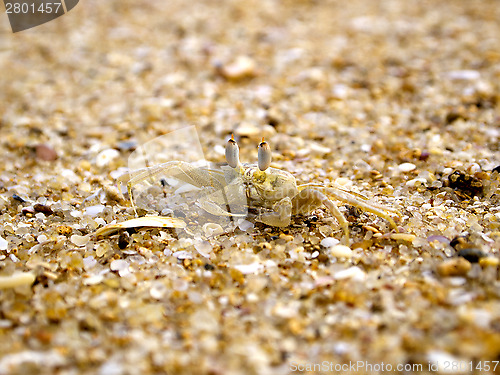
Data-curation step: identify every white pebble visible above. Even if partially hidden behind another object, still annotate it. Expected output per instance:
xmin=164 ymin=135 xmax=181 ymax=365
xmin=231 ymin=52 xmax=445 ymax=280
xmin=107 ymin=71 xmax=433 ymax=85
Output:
xmin=70 ymin=234 xmax=90 ymax=247
xmin=84 ymin=205 xmax=105 ymax=217
xmin=234 ymin=263 xmax=264 ymax=274
xmin=83 ymin=256 xmax=97 ymax=270
xmin=83 ymin=274 xmax=104 ymax=286
xmin=398 ymin=162 xmax=416 ymax=172
xmin=36 ymin=234 xmax=48 ymax=243
xmin=150 ymin=282 xmax=168 ymax=300
xmin=110 ymin=259 xmax=129 ymax=272
xmin=96 ymin=149 xmax=120 ymax=168
xmin=0 ymin=236 xmax=7 ymax=251
xmin=172 ymin=250 xmax=192 ymax=260
xmin=330 ymin=245 xmax=353 ymax=258
xmin=334 ymin=266 xmax=366 ymax=281
xmin=320 ymin=237 xmax=340 ymax=248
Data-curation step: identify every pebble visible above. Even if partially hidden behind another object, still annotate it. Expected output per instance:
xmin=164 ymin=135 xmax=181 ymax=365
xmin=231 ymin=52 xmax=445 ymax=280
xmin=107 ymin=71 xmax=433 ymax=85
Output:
xmin=95 ymin=149 xmax=120 ymax=168
xmin=0 ymin=236 xmax=7 ymax=250
xmin=110 ymin=259 xmax=129 ymax=272
xmin=334 ymin=266 xmax=366 ymax=281
xmin=457 ymin=248 xmax=486 ymax=263
xmin=35 ymin=144 xmax=58 ymax=161
xmin=330 ymin=245 xmax=353 ymax=258
xmin=33 ymin=203 xmax=53 ymax=216
xmin=84 ymin=205 xmax=105 ymax=217
xmin=216 ymin=55 xmax=257 ymax=81
xmin=398 ymin=162 xmax=416 ymax=172
xmin=436 ymin=258 xmax=471 ymax=277
xmin=320 ymin=237 xmax=340 ymax=248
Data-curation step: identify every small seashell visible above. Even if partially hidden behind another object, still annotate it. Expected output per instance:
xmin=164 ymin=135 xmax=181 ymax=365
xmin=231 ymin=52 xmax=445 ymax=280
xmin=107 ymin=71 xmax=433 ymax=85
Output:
xmin=95 ymin=216 xmax=186 ymax=238
xmin=203 ymin=223 xmax=224 ymax=237
xmin=0 ymin=271 xmax=36 ymax=289
xmin=70 ymin=234 xmax=90 ymax=247
xmin=194 ymin=241 xmax=212 ymax=258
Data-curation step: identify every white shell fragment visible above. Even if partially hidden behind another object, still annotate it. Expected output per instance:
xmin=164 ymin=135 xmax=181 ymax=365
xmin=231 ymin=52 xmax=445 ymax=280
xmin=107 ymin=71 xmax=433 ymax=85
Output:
xmin=0 ymin=271 xmax=36 ymax=289
xmin=70 ymin=234 xmax=90 ymax=247
xmin=95 ymin=216 xmax=186 ymax=238
xmin=0 ymin=236 xmax=7 ymax=251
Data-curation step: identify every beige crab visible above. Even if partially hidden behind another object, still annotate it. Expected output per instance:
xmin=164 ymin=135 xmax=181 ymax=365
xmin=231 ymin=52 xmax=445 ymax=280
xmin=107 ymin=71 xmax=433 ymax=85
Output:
xmin=121 ymin=136 xmax=400 ymax=243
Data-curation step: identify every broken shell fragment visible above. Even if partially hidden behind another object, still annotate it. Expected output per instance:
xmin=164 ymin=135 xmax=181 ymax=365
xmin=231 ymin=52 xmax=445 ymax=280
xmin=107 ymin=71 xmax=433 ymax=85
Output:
xmin=95 ymin=216 xmax=186 ymax=238
xmin=0 ymin=271 xmax=36 ymax=289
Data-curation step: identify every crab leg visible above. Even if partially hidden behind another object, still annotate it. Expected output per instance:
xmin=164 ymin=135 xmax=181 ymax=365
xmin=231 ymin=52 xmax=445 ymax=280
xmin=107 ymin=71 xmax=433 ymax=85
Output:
xmin=292 ymin=188 xmax=350 ymax=243
xmin=320 ymin=186 xmax=399 ymax=229
xmin=122 ymin=161 xmax=226 ymax=215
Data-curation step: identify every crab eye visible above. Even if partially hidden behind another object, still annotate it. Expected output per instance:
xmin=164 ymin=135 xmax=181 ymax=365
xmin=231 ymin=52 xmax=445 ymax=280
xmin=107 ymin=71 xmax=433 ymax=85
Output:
xmin=225 ymin=134 xmax=240 ymax=168
xmin=258 ymin=138 xmax=272 ymax=171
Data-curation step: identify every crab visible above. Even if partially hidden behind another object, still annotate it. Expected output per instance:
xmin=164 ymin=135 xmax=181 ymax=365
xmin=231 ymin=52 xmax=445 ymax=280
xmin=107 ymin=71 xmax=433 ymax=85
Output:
xmin=120 ymin=136 xmax=400 ymax=243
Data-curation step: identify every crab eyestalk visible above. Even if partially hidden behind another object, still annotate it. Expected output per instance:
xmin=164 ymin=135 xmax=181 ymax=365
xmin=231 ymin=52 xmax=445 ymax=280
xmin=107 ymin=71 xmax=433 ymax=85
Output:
xmin=225 ymin=134 xmax=240 ymax=168
xmin=258 ymin=138 xmax=272 ymax=171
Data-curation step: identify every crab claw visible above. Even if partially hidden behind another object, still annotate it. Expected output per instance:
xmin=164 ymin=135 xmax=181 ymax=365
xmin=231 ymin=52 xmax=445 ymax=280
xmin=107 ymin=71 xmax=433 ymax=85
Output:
xmin=258 ymin=137 xmax=272 ymax=171
xmin=225 ymin=134 xmax=240 ymax=168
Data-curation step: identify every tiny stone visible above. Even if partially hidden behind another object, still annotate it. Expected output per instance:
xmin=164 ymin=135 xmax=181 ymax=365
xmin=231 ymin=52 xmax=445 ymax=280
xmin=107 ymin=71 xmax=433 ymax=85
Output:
xmin=110 ymin=259 xmax=129 ymax=272
xmin=334 ymin=266 xmax=366 ymax=281
xmin=436 ymin=258 xmax=471 ymax=277
xmin=457 ymin=248 xmax=486 ymax=263
xmin=95 ymin=149 xmax=120 ymax=168
xmin=398 ymin=162 xmax=416 ymax=172
xmin=320 ymin=237 xmax=340 ymax=248
xmin=0 ymin=236 xmax=7 ymax=250
xmin=33 ymin=203 xmax=53 ymax=215
xmin=35 ymin=144 xmax=58 ymax=161
xmin=84 ymin=205 xmax=105 ymax=217
xmin=36 ymin=234 xmax=48 ymax=243
xmin=330 ymin=245 xmax=353 ymax=258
